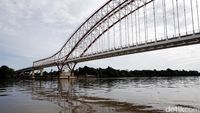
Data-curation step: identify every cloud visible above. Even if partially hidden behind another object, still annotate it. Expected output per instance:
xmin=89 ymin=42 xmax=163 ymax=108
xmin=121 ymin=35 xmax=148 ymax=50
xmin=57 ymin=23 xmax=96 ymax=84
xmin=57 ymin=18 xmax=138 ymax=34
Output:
xmin=0 ymin=0 xmax=107 ymax=69
xmin=0 ymin=0 xmax=200 ymax=71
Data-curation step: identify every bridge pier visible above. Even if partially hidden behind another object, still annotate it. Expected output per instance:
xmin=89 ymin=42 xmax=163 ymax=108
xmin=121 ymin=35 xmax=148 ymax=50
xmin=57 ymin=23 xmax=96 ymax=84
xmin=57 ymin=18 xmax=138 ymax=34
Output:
xmin=31 ymin=69 xmax=35 ymax=79
xmin=67 ymin=63 xmax=76 ymax=78
xmin=30 ymin=68 xmax=43 ymax=79
xmin=59 ymin=71 xmax=75 ymax=79
xmin=40 ymin=68 xmax=44 ymax=76
xmin=58 ymin=63 xmax=77 ymax=79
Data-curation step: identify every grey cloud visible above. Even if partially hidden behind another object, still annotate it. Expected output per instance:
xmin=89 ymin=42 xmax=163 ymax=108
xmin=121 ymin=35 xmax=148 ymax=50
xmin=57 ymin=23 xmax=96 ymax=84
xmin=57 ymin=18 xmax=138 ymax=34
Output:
xmin=0 ymin=0 xmax=200 ymax=71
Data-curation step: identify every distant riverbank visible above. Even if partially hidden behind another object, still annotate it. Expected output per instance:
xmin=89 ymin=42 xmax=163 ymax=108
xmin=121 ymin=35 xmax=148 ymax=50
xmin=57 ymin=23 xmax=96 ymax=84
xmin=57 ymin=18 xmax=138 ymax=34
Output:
xmin=75 ymin=66 xmax=200 ymax=78
xmin=1 ymin=65 xmax=200 ymax=80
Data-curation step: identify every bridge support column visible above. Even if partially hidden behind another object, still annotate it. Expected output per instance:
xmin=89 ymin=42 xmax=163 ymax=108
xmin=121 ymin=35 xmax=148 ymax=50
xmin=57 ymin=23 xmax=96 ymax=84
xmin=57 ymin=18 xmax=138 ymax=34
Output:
xmin=32 ymin=69 xmax=35 ymax=79
xmin=67 ymin=63 xmax=77 ymax=77
xmin=40 ymin=68 xmax=44 ymax=76
xmin=57 ymin=63 xmax=77 ymax=79
xmin=56 ymin=64 xmax=64 ymax=78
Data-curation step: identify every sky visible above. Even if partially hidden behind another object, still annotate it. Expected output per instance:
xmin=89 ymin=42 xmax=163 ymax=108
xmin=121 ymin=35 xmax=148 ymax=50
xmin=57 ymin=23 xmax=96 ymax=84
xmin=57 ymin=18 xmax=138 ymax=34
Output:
xmin=1 ymin=0 xmax=200 ymax=71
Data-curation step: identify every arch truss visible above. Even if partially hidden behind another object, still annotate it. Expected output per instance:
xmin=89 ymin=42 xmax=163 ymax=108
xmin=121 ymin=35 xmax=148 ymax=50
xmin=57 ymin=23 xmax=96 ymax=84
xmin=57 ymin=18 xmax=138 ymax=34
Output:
xmin=33 ymin=0 xmax=200 ymax=72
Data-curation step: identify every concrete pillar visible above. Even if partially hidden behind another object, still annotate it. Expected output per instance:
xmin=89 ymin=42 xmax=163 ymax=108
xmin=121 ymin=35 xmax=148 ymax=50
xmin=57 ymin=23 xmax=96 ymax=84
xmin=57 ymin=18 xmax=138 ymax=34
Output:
xmin=32 ymin=70 xmax=35 ymax=79
xmin=59 ymin=71 xmax=75 ymax=79
xmin=40 ymin=68 xmax=44 ymax=76
xmin=57 ymin=63 xmax=77 ymax=79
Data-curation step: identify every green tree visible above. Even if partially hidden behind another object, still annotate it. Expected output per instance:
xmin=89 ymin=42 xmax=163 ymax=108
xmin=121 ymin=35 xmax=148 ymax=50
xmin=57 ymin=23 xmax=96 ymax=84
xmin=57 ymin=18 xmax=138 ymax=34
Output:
xmin=0 ymin=65 xmax=15 ymax=79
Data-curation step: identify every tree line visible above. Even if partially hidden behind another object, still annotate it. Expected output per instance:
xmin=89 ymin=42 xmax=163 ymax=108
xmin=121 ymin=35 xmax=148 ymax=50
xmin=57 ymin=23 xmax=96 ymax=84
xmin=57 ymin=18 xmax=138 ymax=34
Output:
xmin=0 ymin=65 xmax=15 ymax=80
xmin=75 ymin=66 xmax=200 ymax=78
xmin=1 ymin=65 xmax=200 ymax=79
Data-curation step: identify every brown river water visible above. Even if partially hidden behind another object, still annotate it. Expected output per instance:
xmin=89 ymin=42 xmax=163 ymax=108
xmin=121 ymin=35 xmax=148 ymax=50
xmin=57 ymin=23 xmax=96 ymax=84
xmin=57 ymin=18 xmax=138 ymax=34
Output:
xmin=0 ymin=77 xmax=200 ymax=113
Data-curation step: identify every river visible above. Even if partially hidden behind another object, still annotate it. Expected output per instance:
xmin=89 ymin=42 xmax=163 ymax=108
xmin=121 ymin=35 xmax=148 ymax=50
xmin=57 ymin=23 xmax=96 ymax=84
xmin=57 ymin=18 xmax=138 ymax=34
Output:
xmin=0 ymin=77 xmax=200 ymax=113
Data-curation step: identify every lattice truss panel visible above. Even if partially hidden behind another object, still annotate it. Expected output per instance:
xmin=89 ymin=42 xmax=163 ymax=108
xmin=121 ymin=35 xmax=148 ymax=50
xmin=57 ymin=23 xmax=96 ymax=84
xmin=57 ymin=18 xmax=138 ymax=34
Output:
xmin=33 ymin=0 xmax=200 ymax=67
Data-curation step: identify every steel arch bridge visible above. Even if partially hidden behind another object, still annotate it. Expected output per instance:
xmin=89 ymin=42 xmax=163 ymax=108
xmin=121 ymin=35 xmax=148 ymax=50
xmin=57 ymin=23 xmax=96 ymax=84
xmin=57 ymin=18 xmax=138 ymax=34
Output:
xmin=17 ymin=0 xmax=200 ymax=77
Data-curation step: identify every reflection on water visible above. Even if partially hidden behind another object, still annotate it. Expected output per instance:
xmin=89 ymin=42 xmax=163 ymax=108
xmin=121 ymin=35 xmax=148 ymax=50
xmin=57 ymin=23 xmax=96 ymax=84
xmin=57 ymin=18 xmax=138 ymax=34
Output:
xmin=30 ymin=79 xmax=161 ymax=113
xmin=0 ymin=77 xmax=200 ymax=113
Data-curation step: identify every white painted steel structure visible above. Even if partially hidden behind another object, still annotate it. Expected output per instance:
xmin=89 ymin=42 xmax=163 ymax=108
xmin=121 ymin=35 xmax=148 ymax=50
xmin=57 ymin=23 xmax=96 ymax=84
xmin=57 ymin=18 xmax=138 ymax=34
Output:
xmin=17 ymin=0 xmax=200 ymax=75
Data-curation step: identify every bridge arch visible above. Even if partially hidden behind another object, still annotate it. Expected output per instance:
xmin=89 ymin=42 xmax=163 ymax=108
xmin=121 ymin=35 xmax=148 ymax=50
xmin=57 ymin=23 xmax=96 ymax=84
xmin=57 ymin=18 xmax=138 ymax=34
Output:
xmin=32 ymin=0 xmax=200 ymax=75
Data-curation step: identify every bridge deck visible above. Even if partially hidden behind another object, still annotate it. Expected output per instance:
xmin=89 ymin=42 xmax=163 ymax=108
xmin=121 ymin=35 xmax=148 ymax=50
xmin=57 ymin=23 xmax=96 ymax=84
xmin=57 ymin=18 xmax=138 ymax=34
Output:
xmin=17 ymin=32 xmax=200 ymax=73
xmin=67 ymin=32 xmax=200 ymax=63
